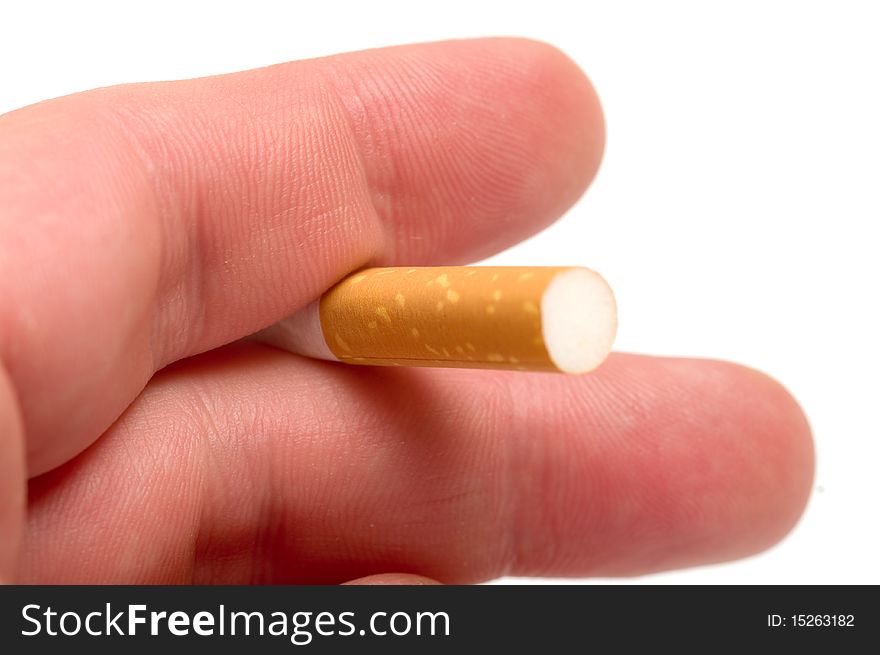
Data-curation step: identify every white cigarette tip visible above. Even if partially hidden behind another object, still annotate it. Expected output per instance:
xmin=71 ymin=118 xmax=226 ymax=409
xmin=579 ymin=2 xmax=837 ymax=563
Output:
xmin=541 ymin=268 xmax=617 ymax=374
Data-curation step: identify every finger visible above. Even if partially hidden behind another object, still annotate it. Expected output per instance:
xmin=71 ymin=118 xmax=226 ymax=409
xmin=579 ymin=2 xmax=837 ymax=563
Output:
xmin=0 ymin=364 xmax=25 ymax=581
xmin=343 ymin=574 xmax=441 ymax=586
xmin=0 ymin=37 xmax=603 ymax=476
xmin=21 ymin=346 xmax=813 ymax=583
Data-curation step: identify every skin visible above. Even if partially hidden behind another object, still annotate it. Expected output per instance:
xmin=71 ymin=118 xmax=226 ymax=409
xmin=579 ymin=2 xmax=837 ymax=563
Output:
xmin=0 ymin=38 xmax=813 ymax=584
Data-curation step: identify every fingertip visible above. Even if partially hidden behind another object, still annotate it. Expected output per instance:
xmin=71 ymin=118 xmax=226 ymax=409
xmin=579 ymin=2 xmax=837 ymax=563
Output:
xmin=725 ymin=362 xmax=815 ymax=554
xmin=343 ymin=573 xmax=443 ymax=586
xmin=649 ymin=357 xmax=816 ymax=567
xmin=494 ymin=36 xmax=606 ymax=198
xmin=502 ymin=354 xmax=817 ymax=577
xmin=459 ymin=37 xmax=607 ymax=256
xmin=323 ymin=36 xmax=606 ymax=263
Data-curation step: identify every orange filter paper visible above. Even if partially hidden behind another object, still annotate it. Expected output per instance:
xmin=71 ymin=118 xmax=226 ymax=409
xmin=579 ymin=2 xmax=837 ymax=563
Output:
xmin=319 ymin=266 xmax=581 ymax=372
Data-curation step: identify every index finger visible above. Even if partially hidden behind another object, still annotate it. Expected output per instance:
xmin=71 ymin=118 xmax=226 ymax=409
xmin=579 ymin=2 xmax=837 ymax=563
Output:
xmin=0 ymin=38 xmax=604 ymax=475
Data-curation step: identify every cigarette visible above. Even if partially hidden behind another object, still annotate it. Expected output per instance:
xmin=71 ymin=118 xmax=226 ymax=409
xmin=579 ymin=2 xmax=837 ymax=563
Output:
xmin=254 ymin=266 xmax=617 ymax=374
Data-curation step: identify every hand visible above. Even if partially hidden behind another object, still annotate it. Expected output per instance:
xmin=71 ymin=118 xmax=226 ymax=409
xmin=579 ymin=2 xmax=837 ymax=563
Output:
xmin=0 ymin=38 xmax=813 ymax=584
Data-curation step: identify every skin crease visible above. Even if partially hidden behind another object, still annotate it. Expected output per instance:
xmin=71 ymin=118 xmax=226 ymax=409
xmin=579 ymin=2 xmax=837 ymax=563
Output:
xmin=0 ymin=38 xmax=813 ymax=584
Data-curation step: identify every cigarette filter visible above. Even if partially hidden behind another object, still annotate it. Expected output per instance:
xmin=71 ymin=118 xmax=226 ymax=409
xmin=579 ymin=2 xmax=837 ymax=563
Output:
xmin=255 ymin=266 xmax=616 ymax=374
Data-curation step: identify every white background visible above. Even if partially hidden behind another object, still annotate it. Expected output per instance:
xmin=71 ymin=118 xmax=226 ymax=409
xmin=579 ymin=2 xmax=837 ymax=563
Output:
xmin=2 ymin=0 xmax=878 ymax=584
